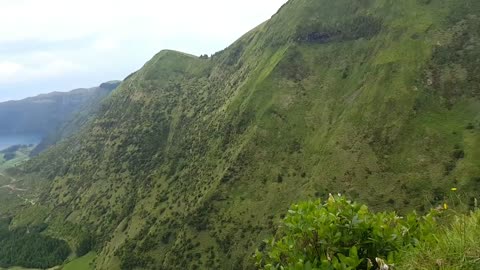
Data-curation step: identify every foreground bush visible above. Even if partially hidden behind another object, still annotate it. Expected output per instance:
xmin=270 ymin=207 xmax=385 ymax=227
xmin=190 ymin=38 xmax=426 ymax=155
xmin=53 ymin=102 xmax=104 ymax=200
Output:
xmin=256 ymin=195 xmax=437 ymax=270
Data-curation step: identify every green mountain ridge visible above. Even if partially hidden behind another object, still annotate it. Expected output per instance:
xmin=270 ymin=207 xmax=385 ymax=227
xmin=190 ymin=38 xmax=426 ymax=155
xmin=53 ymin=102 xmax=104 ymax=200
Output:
xmin=7 ymin=0 xmax=480 ymax=269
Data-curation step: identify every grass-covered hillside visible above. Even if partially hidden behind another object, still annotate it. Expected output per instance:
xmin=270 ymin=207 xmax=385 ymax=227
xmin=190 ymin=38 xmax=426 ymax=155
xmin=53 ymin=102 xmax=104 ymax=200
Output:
xmin=6 ymin=0 xmax=480 ymax=269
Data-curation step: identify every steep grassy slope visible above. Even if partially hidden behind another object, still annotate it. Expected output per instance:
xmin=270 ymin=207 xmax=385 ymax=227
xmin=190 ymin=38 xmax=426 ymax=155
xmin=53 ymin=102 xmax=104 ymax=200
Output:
xmin=10 ymin=0 xmax=480 ymax=269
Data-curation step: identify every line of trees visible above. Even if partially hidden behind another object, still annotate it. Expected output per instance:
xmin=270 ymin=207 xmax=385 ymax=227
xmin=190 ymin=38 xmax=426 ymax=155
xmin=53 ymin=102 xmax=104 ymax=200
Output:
xmin=0 ymin=226 xmax=70 ymax=269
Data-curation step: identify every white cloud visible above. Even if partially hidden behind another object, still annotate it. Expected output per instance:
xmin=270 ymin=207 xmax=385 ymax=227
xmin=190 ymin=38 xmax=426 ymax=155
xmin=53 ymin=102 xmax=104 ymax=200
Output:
xmin=91 ymin=37 xmax=119 ymax=52
xmin=0 ymin=0 xmax=286 ymax=45
xmin=35 ymin=60 xmax=83 ymax=78
xmin=0 ymin=62 xmax=23 ymax=81
xmin=0 ymin=58 xmax=82 ymax=84
xmin=0 ymin=0 xmax=287 ymax=100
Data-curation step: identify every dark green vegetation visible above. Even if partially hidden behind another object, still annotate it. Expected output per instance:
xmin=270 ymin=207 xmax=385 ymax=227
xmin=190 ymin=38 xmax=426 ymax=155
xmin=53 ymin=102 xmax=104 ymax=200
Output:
xmin=3 ymin=0 xmax=480 ymax=269
xmin=258 ymin=195 xmax=480 ymax=270
xmin=0 ymin=219 xmax=70 ymax=269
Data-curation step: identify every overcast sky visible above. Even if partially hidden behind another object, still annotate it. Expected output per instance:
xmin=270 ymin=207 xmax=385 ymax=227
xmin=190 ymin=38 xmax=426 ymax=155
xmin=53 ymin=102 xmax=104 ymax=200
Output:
xmin=0 ymin=0 xmax=287 ymax=101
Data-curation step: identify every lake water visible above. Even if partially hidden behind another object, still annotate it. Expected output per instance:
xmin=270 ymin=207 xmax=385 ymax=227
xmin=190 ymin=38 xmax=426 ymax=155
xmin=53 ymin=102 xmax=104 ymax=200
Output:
xmin=0 ymin=134 xmax=42 ymax=151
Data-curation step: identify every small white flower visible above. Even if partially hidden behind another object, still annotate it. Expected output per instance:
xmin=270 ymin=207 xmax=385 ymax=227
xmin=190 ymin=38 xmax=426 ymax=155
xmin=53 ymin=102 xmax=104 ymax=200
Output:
xmin=376 ymin=257 xmax=390 ymax=270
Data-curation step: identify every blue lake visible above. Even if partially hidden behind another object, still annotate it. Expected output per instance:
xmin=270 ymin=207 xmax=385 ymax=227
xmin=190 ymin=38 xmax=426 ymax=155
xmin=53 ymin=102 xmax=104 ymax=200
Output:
xmin=0 ymin=134 xmax=42 ymax=151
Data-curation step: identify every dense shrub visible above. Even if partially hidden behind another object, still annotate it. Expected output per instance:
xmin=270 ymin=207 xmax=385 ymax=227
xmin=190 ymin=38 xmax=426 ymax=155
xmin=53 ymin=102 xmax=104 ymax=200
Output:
xmin=0 ymin=228 xmax=70 ymax=269
xmin=76 ymin=233 xmax=94 ymax=256
xmin=115 ymin=239 xmax=154 ymax=270
xmin=256 ymin=195 xmax=437 ymax=270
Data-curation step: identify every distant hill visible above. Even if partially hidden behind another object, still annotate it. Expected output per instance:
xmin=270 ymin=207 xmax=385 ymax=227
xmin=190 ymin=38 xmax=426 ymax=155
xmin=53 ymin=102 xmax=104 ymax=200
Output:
xmin=0 ymin=81 xmax=121 ymax=153
xmin=30 ymin=81 xmax=122 ymax=155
